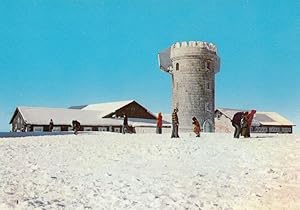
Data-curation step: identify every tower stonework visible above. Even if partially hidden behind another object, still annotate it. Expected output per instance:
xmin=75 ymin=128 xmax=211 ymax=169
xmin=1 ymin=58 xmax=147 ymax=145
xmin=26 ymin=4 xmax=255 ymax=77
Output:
xmin=158 ymin=41 xmax=220 ymax=132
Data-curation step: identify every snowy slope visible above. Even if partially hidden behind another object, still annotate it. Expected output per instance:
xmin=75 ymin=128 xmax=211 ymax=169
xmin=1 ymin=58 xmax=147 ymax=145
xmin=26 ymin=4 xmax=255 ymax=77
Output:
xmin=0 ymin=133 xmax=299 ymax=209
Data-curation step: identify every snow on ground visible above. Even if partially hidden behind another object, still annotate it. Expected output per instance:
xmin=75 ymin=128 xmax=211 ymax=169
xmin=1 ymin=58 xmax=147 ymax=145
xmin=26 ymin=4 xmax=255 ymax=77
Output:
xmin=0 ymin=132 xmax=299 ymax=210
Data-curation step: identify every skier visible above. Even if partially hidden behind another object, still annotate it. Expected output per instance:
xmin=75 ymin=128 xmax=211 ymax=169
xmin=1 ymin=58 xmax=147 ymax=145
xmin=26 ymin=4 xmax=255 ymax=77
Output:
xmin=156 ymin=112 xmax=163 ymax=134
xmin=49 ymin=119 xmax=54 ymax=132
xmin=231 ymin=111 xmax=244 ymax=138
xmin=192 ymin=116 xmax=201 ymax=137
xmin=171 ymin=108 xmax=179 ymax=138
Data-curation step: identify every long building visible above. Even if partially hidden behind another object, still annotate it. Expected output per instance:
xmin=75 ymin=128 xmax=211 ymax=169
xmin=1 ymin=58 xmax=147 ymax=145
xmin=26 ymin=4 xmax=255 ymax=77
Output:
xmin=9 ymin=100 xmax=171 ymax=133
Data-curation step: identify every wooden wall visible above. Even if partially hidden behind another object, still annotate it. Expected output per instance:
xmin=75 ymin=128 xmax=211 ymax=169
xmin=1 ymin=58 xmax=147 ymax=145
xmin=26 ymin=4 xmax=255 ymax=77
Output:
xmin=105 ymin=101 xmax=156 ymax=119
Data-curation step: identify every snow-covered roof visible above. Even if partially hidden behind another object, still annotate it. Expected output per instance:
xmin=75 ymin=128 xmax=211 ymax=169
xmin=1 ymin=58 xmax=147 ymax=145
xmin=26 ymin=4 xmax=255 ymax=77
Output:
xmin=11 ymin=107 xmax=124 ymax=126
xmin=10 ymin=106 xmax=170 ymax=128
xmin=216 ymin=108 xmax=294 ymax=126
xmin=128 ymin=118 xmax=171 ymax=127
xmin=78 ymin=100 xmax=135 ymax=117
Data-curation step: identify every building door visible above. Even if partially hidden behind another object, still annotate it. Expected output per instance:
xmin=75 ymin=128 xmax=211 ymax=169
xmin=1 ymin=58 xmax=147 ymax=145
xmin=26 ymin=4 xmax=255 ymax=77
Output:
xmin=203 ymin=120 xmax=213 ymax=132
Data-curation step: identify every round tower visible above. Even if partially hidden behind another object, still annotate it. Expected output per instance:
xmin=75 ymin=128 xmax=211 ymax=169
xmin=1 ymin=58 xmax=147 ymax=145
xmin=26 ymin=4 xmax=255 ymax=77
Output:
xmin=158 ymin=41 xmax=220 ymax=132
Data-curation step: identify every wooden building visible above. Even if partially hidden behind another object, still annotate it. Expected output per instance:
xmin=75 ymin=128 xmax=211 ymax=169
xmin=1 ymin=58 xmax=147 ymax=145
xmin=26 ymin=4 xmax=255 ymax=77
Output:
xmin=10 ymin=100 xmax=171 ymax=133
xmin=215 ymin=108 xmax=295 ymax=134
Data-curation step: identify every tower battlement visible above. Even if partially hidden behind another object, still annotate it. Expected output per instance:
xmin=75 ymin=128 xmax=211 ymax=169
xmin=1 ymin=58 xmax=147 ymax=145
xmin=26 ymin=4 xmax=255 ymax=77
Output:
xmin=170 ymin=41 xmax=218 ymax=62
xmin=171 ymin=41 xmax=217 ymax=52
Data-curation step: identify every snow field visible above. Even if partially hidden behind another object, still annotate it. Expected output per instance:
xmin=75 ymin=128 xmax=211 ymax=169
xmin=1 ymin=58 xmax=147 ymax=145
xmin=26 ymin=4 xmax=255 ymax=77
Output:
xmin=0 ymin=132 xmax=299 ymax=209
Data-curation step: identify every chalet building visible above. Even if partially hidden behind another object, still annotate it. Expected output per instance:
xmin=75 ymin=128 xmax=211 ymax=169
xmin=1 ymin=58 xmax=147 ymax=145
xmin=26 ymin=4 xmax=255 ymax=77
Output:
xmin=215 ymin=108 xmax=295 ymax=134
xmin=9 ymin=100 xmax=171 ymax=133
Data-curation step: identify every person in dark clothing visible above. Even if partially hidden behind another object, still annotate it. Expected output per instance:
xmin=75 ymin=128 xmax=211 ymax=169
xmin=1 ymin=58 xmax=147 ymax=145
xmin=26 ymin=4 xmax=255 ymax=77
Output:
xmin=122 ymin=114 xmax=128 ymax=134
xmin=72 ymin=120 xmax=81 ymax=135
xmin=171 ymin=108 xmax=179 ymax=138
xmin=156 ymin=112 xmax=163 ymax=134
xmin=231 ymin=112 xmax=244 ymax=138
xmin=49 ymin=119 xmax=54 ymax=132
xmin=241 ymin=112 xmax=249 ymax=137
xmin=192 ymin=116 xmax=201 ymax=137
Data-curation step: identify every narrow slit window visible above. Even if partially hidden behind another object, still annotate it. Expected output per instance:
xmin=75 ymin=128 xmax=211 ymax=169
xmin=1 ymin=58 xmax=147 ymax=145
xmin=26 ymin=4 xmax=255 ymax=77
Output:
xmin=206 ymin=61 xmax=211 ymax=70
xmin=176 ymin=63 xmax=179 ymax=70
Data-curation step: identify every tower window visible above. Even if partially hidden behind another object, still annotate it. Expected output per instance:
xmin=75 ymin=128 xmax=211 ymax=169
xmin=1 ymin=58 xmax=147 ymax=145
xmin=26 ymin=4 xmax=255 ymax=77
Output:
xmin=206 ymin=61 xmax=212 ymax=70
xmin=176 ymin=63 xmax=179 ymax=70
xmin=205 ymin=103 xmax=212 ymax=112
xmin=207 ymin=82 xmax=210 ymax=90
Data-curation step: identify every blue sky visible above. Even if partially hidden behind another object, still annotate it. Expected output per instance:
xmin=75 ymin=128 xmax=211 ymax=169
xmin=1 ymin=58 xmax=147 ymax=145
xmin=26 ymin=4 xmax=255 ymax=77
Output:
xmin=0 ymin=0 xmax=299 ymax=132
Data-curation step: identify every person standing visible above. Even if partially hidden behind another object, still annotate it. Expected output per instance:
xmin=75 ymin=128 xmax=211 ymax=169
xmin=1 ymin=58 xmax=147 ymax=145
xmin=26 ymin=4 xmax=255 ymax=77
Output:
xmin=192 ymin=116 xmax=201 ymax=137
xmin=72 ymin=120 xmax=81 ymax=135
xmin=231 ymin=112 xmax=244 ymax=138
xmin=122 ymin=114 xmax=128 ymax=134
xmin=241 ymin=111 xmax=249 ymax=137
xmin=245 ymin=110 xmax=256 ymax=138
xmin=49 ymin=119 xmax=54 ymax=132
xmin=171 ymin=108 xmax=179 ymax=138
xmin=156 ymin=112 xmax=163 ymax=134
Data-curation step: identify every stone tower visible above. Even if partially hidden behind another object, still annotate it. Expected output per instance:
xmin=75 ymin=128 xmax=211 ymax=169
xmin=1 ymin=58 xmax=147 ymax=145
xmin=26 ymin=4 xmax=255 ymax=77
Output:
xmin=158 ymin=41 xmax=220 ymax=132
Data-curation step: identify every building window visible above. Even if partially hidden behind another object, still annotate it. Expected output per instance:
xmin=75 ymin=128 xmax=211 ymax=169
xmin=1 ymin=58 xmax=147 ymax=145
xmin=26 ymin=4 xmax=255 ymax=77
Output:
xmin=269 ymin=127 xmax=281 ymax=133
xmin=206 ymin=61 xmax=212 ymax=70
xmin=205 ymin=103 xmax=212 ymax=112
xmin=33 ymin=126 xmax=43 ymax=132
xmin=84 ymin=127 xmax=93 ymax=131
xmin=52 ymin=127 xmax=61 ymax=132
xmin=114 ymin=127 xmax=121 ymax=133
xmin=176 ymin=63 xmax=179 ymax=70
xmin=281 ymin=127 xmax=292 ymax=133
xmin=207 ymin=81 xmax=210 ymax=90
xmin=98 ymin=127 xmax=107 ymax=131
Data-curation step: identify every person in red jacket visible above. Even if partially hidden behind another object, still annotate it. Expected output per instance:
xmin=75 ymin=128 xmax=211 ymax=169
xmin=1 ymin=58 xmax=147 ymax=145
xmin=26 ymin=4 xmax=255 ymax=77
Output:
xmin=245 ymin=110 xmax=256 ymax=138
xmin=241 ymin=111 xmax=249 ymax=137
xmin=156 ymin=112 xmax=163 ymax=134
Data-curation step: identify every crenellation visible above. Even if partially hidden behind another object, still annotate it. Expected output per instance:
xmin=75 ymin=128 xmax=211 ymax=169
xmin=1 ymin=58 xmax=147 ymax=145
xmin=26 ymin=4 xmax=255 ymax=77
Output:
xmin=181 ymin=41 xmax=188 ymax=47
xmin=170 ymin=41 xmax=217 ymax=52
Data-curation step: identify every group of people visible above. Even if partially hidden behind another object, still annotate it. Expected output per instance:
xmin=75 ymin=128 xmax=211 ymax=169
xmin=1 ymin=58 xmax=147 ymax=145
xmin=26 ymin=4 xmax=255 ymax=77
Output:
xmin=49 ymin=119 xmax=81 ymax=134
xmin=161 ymin=108 xmax=256 ymax=139
xmin=156 ymin=108 xmax=201 ymax=138
xmin=48 ymin=109 xmax=256 ymax=138
xmin=231 ymin=110 xmax=256 ymax=138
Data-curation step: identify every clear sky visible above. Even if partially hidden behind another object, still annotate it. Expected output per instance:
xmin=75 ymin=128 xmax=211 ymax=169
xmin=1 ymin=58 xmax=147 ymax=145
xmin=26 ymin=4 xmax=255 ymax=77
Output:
xmin=0 ymin=0 xmax=299 ymax=133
